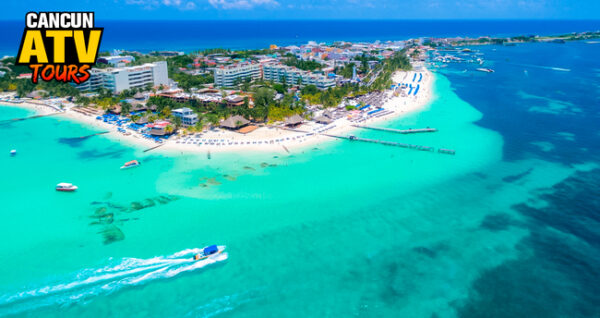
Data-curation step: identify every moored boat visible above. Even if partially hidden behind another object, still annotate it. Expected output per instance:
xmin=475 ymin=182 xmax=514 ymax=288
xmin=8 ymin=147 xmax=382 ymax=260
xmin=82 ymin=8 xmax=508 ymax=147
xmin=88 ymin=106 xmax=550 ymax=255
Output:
xmin=476 ymin=68 xmax=495 ymax=73
xmin=56 ymin=183 xmax=78 ymax=192
xmin=120 ymin=160 xmax=140 ymax=169
xmin=193 ymin=245 xmax=226 ymax=261
xmin=10 ymin=149 xmax=16 ymax=156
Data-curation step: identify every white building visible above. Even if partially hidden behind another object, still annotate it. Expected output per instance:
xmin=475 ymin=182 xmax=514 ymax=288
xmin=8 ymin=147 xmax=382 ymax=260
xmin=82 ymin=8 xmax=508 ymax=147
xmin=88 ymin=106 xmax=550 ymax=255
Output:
xmin=213 ymin=62 xmax=261 ymax=87
xmin=76 ymin=61 xmax=169 ymax=93
xmin=262 ymin=63 xmax=335 ymax=90
xmin=97 ymin=55 xmax=135 ymax=67
xmin=172 ymin=107 xmax=198 ymax=127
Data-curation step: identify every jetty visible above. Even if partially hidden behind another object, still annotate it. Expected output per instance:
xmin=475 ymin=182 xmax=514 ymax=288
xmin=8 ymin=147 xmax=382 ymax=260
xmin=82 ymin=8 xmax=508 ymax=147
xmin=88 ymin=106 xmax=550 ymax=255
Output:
xmin=143 ymin=144 xmax=164 ymax=153
xmin=352 ymin=125 xmax=437 ymax=134
xmin=77 ymin=131 xmax=109 ymax=139
xmin=281 ymin=126 xmax=455 ymax=155
xmin=0 ymin=112 xmax=62 ymax=125
xmin=324 ymin=134 xmax=437 ymax=152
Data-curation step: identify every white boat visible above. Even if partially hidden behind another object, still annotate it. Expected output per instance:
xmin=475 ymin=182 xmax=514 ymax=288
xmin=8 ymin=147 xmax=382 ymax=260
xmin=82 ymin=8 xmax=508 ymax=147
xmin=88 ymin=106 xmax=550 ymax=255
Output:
xmin=120 ymin=160 xmax=140 ymax=169
xmin=476 ymin=68 xmax=495 ymax=73
xmin=10 ymin=149 xmax=16 ymax=156
xmin=56 ymin=183 xmax=78 ymax=192
xmin=193 ymin=245 xmax=226 ymax=261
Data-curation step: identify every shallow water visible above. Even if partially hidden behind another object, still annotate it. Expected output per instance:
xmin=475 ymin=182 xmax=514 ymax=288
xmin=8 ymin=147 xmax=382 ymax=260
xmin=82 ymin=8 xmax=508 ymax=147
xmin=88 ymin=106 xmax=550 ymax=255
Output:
xmin=0 ymin=41 xmax=598 ymax=317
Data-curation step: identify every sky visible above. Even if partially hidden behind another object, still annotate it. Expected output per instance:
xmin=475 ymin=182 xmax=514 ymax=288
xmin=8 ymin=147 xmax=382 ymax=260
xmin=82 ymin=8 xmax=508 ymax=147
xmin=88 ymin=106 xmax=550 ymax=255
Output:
xmin=1 ymin=0 xmax=600 ymax=20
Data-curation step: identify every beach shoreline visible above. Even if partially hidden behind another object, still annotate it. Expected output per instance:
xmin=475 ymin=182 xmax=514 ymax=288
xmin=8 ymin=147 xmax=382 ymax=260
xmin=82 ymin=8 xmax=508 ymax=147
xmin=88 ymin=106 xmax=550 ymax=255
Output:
xmin=1 ymin=68 xmax=435 ymax=155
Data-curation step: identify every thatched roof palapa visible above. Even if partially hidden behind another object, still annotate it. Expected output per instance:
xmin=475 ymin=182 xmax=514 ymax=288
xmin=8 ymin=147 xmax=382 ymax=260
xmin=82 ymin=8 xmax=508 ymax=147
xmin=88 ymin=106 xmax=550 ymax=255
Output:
xmin=26 ymin=90 xmax=48 ymax=99
xmin=220 ymin=115 xmax=250 ymax=129
xmin=134 ymin=116 xmax=149 ymax=124
xmin=314 ymin=116 xmax=333 ymax=124
xmin=285 ymin=114 xmax=304 ymax=125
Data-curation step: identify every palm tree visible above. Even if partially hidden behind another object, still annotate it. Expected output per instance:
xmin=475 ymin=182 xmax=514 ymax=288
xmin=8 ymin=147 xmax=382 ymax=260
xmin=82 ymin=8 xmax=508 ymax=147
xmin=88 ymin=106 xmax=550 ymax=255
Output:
xmin=173 ymin=116 xmax=182 ymax=129
xmin=121 ymin=102 xmax=132 ymax=116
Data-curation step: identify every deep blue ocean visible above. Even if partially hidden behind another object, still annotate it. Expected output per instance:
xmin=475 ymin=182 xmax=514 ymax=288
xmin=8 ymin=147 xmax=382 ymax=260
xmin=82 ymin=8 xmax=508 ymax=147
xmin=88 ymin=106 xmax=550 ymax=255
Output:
xmin=436 ymin=41 xmax=600 ymax=317
xmin=1 ymin=20 xmax=600 ymax=55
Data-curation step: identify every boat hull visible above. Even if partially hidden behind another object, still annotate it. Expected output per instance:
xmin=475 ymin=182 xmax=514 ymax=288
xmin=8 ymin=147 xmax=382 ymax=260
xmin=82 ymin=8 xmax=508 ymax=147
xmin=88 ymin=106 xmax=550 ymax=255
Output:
xmin=120 ymin=164 xmax=140 ymax=170
xmin=56 ymin=188 xmax=77 ymax=192
xmin=194 ymin=246 xmax=226 ymax=261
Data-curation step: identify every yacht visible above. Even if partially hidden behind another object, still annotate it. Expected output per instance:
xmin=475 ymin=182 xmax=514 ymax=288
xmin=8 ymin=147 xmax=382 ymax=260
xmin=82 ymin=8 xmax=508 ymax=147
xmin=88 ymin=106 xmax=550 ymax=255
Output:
xmin=56 ymin=183 xmax=78 ymax=192
xmin=120 ymin=160 xmax=140 ymax=169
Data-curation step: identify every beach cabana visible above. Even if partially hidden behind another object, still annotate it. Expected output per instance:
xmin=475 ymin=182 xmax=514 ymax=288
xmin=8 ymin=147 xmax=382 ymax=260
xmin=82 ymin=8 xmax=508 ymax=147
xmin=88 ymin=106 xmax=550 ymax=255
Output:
xmin=285 ymin=114 xmax=305 ymax=127
xmin=220 ymin=115 xmax=250 ymax=130
xmin=26 ymin=90 xmax=48 ymax=99
xmin=134 ymin=116 xmax=149 ymax=125
xmin=133 ymin=92 xmax=145 ymax=100
xmin=314 ymin=116 xmax=333 ymax=124
xmin=108 ymin=105 xmax=122 ymax=115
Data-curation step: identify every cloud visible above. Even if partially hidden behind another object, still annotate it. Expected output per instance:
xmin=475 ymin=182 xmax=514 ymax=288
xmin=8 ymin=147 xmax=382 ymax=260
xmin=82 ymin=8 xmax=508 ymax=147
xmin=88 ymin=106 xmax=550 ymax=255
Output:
xmin=208 ymin=0 xmax=279 ymax=10
xmin=125 ymin=0 xmax=197 ymax=10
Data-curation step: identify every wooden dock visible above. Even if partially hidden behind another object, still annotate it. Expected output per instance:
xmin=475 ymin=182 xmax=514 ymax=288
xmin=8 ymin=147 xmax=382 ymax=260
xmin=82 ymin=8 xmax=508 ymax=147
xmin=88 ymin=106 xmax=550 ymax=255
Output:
xmin=77 ymin=131 xmax=109 ymax=139
xmin=0 ymin=112 xmax=62 ymax=125
xmin=143 ymin=144 xmax=164 ymax=153
xmin=352 ymin=125 xmax=437 ymax=134
xmin=280 ymin=126 xmax=455 ymax=155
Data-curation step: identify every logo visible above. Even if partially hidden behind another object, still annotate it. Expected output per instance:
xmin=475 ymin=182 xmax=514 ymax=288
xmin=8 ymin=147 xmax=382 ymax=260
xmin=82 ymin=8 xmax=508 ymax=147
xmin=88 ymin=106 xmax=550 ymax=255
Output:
xmin=16 ymin=12 xmax=103 ymax=84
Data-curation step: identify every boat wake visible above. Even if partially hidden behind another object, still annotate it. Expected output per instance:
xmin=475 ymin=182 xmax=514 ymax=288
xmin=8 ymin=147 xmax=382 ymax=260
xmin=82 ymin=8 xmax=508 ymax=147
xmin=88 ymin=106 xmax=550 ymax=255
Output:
xmin=509 ymin=62 xmax=571 ymax=72
xmin=0 ymin=248 xmax=228 ymax=316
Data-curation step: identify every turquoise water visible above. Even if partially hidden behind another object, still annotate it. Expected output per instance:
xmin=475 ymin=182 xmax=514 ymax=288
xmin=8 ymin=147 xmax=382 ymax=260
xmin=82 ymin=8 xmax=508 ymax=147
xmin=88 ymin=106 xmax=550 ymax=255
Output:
xmin=1 ymin=42 xmax=599 ymax=317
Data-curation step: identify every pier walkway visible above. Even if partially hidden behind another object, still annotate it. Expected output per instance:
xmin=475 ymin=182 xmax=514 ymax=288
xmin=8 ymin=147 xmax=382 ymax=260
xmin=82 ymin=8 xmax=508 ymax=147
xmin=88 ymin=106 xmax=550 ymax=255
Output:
xmin=280 ymin=127 xmax=455 ymax=155
xmin=0 ymin=112 xmax=62 ymax=125
xmin=143 ymin=144 xmax=164 ymax=153
xmin=351 ymin=125 xmax=437 ymax=134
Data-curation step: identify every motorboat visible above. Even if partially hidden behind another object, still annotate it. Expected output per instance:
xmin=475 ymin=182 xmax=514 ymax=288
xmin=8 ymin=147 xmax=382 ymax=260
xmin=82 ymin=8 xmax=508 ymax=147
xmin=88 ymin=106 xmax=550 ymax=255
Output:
xmin=193 ymin=245 xmax=226 ymax=261
xmin=476 ymin=68 xmax=495 ymax=73
xmin=56 ymin=183 xmax=78 ymax=192
xmin=10 ymin=149 xmax=16 ymax=156
xmin=120 ymin=160 xmax=140 ymax=169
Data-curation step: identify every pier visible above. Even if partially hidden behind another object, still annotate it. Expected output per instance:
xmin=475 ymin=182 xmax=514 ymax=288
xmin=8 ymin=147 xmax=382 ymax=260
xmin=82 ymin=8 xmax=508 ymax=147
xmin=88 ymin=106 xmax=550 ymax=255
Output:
xmin=143 ymin=144 xmax=164 ymax=153
xmin=352 ymin=125 xmax=437 ymax=134
xmin=323 ymin=134 xmax=438 ymax=152
xmin=281 ymin=126 xmax=455 ymax=155
xmin=0 ymin=112 xmax=62 ymax=125
xmin=77 ymin=131 xmax=109 ymax=139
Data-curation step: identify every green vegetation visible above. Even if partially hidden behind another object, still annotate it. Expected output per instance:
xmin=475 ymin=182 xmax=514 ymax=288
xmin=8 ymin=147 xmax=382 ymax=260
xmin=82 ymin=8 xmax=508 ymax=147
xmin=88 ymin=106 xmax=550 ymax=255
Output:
xmin=171 ymin=72 xmax=213 ymax=91
xmin=337 ymin=63 xmax=355 ymax=79
xmin=283 ymin=55 xmax=322 ymax=71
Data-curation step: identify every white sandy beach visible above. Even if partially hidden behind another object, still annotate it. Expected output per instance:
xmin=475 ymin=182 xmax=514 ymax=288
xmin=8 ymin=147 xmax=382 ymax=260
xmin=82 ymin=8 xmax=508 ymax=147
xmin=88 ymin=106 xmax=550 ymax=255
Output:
xmin=2 ymin=67 xmax=434 ymax=155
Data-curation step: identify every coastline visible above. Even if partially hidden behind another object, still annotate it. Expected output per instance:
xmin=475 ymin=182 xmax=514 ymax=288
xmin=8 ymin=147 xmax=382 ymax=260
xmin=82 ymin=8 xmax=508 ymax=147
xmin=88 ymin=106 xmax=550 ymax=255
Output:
xmin=1 ymin=68 xmax=435 ymax=155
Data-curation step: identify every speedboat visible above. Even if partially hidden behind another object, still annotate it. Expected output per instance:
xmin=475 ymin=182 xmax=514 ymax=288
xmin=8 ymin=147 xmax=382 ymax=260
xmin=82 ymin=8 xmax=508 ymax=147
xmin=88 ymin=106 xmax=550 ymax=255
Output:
xmin=193 ymin=245 xmax=226 ymax=261
xmin=120 ymin=160 xmax=140 ymax=169
xmin=10 ymin=149 xmax=16 ymax=156
xmin=56 ymin=183 xmax=78 ymax=192
xmin=476 ymin=68 xmax=495 ymax=73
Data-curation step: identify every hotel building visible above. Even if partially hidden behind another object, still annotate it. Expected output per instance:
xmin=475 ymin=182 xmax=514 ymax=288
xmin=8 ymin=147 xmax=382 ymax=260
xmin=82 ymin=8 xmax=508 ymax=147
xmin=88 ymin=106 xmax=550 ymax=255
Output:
xmin=75 ymin=61 xmax=169 ymax=93
xmin=262 ymin=63 xmax=336 ymax=90
xmin=213 ymin=62 xmax=261 ymax=87
xmin=172 ymin=107 xmax=199 ymax=127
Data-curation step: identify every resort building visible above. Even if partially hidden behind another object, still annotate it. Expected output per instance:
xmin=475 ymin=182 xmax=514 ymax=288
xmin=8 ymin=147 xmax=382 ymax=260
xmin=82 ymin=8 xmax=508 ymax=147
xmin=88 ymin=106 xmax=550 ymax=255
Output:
xmin=172 ymin=107 xmax=199 ymax=127
xmin=213 ymin=62 xmax=261 ymax=87
xmin=75 ymin=61 xmax=169 ymax=93
xmin=262 ymin=63 xmax=336 ymax=90
xmin=97 ymin=55 xmax=135 ymax=67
